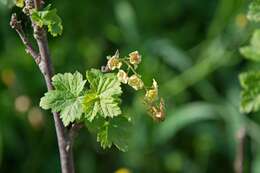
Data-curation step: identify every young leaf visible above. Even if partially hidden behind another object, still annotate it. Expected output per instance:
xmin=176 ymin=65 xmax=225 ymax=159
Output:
xmin=240 ymin=29 xmax=260 ymax=62
xmin=247 ymin=0 xmax=260 ymax=22
xmin=83 ymin=69 xmax=122 ymax=121
xmin=86 ymin=116 xmax=131 ymax=152
xmin=239 ymin=71 xmax=260 ymax=113
xmin=31 ymin=5 xmax=63 ymax=37
xmin=40 ymin=71 xmax=86 ymax=126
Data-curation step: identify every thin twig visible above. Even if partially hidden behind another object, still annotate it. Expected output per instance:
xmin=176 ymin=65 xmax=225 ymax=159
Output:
xmin=234 ymin=127 xmax=246 ymax=173
xmin=10 ymin=13 xmax=40 ymax=64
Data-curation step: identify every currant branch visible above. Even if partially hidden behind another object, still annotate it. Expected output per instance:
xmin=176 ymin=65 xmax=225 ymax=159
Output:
xmin=10 ymin=0 xmax=166 ymax=172
xmin=10 ymin=1 xmax=74 ymax=173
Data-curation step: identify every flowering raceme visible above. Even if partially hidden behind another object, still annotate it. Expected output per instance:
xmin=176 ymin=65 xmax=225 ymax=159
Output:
xmin=104 ymin=50 xmax=165 ymax=122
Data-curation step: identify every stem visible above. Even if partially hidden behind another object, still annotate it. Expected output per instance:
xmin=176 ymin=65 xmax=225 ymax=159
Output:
xmin=234 ymin=127 xmax=246 ymax=173
xmin=34 ymin=28 xmax=75 ymax=173
xmin=122 ymin=59 xmax=139 ymax=76
xmin=11 ymin=1 xmax=75 ymax=172
xmin=32 ymin=17 xmax=75 ymax=173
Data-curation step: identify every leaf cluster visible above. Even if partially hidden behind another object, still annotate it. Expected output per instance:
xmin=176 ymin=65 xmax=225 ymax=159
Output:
xmin=31 ymin=5 xmax=63 ymax=37
xmin=40 ymin=69 xmax=131 ymax=151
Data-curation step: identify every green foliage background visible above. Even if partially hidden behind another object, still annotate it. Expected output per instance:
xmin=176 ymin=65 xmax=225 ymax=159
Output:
xmin=0 ymin=0 xmax=260 ymax=172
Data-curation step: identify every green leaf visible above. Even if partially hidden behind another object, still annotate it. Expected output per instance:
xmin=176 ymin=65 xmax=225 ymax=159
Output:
xmin=86 ymin=116 xmax=131 ymax=151
xmin=239 ymin=71 xmax=260 ymax=113
xmin=240 ymin=29 xmax=260 ymax=62
xmin=83 ymin=69 xmax=122 ymax=121
xmin=31 ymin=5 xmax=63 ymax=37
xmin=247 ymin=0 xmax=260 ymax=22
xmin=40 ymin=71 xmax=86 ymax=126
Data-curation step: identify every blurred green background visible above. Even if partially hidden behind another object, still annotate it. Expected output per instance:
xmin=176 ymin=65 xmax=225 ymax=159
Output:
xmin=1 ymin=0 xmax=260 ymax=172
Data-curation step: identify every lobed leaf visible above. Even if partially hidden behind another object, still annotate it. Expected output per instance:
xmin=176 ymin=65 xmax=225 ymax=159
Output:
xmin=83 ymin=69 xmax=122 ymax=121
xmin=40 ymin=72 xmax=86 ymax=126
xmin=31 ymin=5 xmax=63 ymax=37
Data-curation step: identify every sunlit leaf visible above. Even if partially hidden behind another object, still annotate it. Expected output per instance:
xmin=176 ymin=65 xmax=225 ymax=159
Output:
xmin=83 ymin=69 xmax=122 ymax=121
xmin=40 ymin=72 xmax=86 ymax=126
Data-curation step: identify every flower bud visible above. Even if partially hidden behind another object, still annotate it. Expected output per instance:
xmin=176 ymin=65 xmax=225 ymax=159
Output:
xmin=129 ymin=51 xmax=141 ymax=65
xmin=128 ymin=75 xmax=144 ymax=90
xmin=145 ymin=79 xmax=158 ymax=103
xmin=117 ymin=70 xmax=128 ymax=84
xmin=145 ymin=90 xmax=157 ymax=103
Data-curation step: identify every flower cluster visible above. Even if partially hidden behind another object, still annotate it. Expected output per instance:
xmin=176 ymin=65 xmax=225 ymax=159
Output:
xmin=104 ymin=50 xmax=165 ymax=121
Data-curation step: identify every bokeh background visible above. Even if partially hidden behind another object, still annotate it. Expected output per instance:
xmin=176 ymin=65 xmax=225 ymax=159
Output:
xmin=0 ymin=0 xmax=260 ymax=172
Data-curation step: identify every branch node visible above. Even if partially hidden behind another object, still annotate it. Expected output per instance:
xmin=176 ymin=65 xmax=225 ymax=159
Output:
xmin=10 ymin=13 xmax=20 ymax=30
xmin=35 ymin=55 xmax=41 ymax=64
xmin=66 ymin=145 xmax=70 ymax=152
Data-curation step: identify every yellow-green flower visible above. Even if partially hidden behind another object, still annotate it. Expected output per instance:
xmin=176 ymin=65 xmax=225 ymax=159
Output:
xmin=117 ymin=70 xmax=128 ymax=84
xmin=129 ymin=51 xmax=141 ymax=65
xmin=145 ymin=79 xmax=158 ymax=103
xmin=107 ymin=52 xmax=122 ymax=70
xmin=128 ymin=75 xmax=144 ymax=90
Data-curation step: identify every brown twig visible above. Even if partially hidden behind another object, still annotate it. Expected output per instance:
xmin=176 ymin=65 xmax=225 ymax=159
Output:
xmin=10 ymin=1 xmax=75 ymax=173
xmin=234 ymin=127 xmax=246 ymax=173
xmin=10 ymin=13 xmax=40 ymax=64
